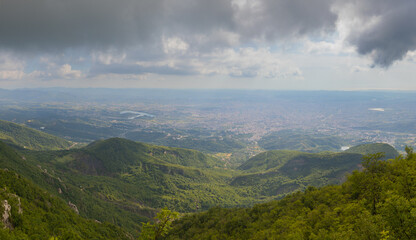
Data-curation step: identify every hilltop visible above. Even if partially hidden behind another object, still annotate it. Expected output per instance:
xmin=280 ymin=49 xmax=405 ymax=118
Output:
xmin=344 ymin=142 xmax=399 ymax=159
xmin=0 ymin=120 xmax=72 ymax=151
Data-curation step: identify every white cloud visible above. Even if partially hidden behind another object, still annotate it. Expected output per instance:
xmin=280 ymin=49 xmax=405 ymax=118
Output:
xmin=163 ymin=37 xmax=189 ymax=55
xmin=137 ymin=46 xmax=303 ymax=80
xmin=406 ymin=50 xmax=416 ymax=62
xmin=0 ymin=52 xmax=26 ymax=80
xmin=57 ymin=64 xmax=82 ymax=78
xmin=92 ymin=51 xmax=127 ymax=65
xmin=0 ymin=70 xmax=25 ymax=80
xmin=351 ymin=65 xmax=370 ymax=73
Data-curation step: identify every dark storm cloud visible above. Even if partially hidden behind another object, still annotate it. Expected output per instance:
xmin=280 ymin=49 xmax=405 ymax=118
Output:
xmin=345 ymin=0 xmax=416 ymax=67
xmin=166 ymin=0 xmax=235 ymax=33
xmin=0 ymin=0 xmax=165 ymax=51
xmin=0 ymin=0 xmax=336 ymax=52
xmin=236 ymin=0 xmax=337 ymax=40
xmin=0 ymin=0 xmax=236 ymax=52
xmin=0 ymin=0 xmax=415 ymax=69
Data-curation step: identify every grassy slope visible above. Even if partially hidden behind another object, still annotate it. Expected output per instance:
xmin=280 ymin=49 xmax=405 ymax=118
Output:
xmin=0 ymin=119 xmax=72 ymax=150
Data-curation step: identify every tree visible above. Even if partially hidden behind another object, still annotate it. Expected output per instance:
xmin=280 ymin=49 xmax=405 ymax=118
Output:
xmin=139 ymin=208 xmax=180 ymax=240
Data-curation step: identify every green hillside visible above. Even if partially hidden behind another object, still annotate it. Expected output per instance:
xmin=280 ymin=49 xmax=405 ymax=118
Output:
xmin=0 ymin=140 xmax=151 ymax=237
xmin=166 ymin=151 xmax=414 ymax=240
xmin=85 ymin=138 xmax=224 ymax=170
xmin=0 ymin=168 xmax=130 ymax=239
xmin=344 ymin=142 xmax=399 ymax=159
xmin=1 ymin=138 xmax=249 ymax=236
xmin=238 ymin=150 xmax=310 ymax=173
xmin=0 ymin=119 xmax=72 ymax=150
xmin=258 ymin=130 xmax=345 ymax=152
xmin=233 ymin=150 xmax=364 ymax=197
xmin=1 ymin=137 xmax=393 ymax=237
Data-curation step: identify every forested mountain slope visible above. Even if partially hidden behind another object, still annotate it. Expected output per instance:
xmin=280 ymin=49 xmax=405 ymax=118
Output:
xmin=233 ymin=150 xmax=363 ymax=197
xmin=344 ymin=143 xmax=399 ymax=160
xmin=0 ymin=120 xmax=72 ymax=150
xmin=0 ymin=169 xmax=131 ymax=239
xmin=1 ymin=138 xmax=249 ymax=237
xmin=0 ymin=137 xmax=399 ymax=238
xmin=167 ymin=151 xmax=416 ymax=240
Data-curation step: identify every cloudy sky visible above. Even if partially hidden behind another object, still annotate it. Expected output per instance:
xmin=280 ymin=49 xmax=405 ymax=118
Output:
xmin=0 ymin=0 xmax=415 ymax=90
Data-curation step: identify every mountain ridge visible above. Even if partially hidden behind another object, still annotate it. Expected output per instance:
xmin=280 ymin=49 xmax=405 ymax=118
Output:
xmin=0 ymin=119 xmax=72 ymax=151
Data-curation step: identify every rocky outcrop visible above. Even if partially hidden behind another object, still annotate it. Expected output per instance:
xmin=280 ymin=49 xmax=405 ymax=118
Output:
xmin=1 ymin=190 xmax=23 ymax=230
xmin=68 ymin=201 xmax=79 ymax=214
xmin=2 ymin=200 xmax=13 ymax=229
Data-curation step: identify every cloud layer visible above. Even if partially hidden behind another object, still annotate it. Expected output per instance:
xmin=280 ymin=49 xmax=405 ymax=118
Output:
xmin=0 ymin=0 xmax=415 ymax=87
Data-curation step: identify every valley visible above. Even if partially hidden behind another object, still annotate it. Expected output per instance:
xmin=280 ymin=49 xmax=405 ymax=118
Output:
xmin=0 ymin=123 xmax=399 ymax=238
xmin=0 ymin=89 xmax=412 ymax=239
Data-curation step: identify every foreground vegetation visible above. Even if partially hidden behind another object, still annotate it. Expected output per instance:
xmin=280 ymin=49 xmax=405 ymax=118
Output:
xmin=167 ymin=149 xmax=416 ymax=239
xmin=0 ymin=169 xmax=130 ymax=239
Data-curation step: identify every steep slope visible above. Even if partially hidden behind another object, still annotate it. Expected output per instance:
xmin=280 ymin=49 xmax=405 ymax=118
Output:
xmin=344 ymin=142 xmax=399 ymax=159
xmin=0 ymin=140 xmax=150 ymax=237
xmin=0 ymin=168 xmax=131 ymax=239
xmin=233 ymin=150 xmax=363 ymax=197
xmin=0 ymin=119 xmax=72 ymax=150
xmin=167 ymin=151 xmax=415 ymax=240
xmin=238 ymin=150 xmax=304 ymax=173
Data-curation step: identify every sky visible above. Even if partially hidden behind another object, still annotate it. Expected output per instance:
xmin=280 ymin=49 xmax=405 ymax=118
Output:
xmin=0 ymin=0 xmax=415 ymax=90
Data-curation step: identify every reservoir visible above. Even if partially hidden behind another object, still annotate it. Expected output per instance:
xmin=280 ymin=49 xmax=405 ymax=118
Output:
xmin=120 ymin=111 xmax=155 ymax=119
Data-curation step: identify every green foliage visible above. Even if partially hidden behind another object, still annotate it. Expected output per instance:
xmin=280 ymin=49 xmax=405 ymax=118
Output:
xmin=0 ymin=169 xmax=131 ymax=239
xmin=139 ymin=208 xmax=180 ymax=240
xmin=258 ymin=130 xmax=345 ymax=152
xmin=233 ymin=150 xmax=364 ymax=198
xmin=345 ymin=143 xmax=399 ymax=160
xmin=0 ymin=120 xmax=72 ymax=150
xmin=167 ymin=150 xmax=416 ymax=240
xmin=2 ymin=137 xmax=395 ymax=238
